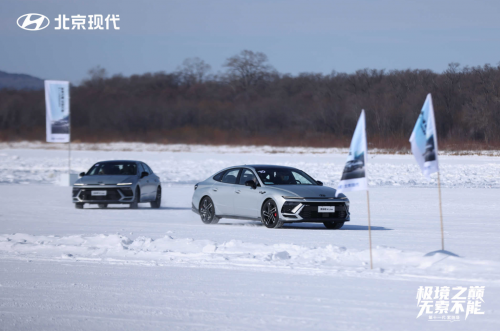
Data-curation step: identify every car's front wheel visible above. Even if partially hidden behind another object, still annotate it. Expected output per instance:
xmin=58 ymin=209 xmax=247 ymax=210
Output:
xmin=130 ymin=188 xmax=139 ymax=209
xmin=323 ymin=221 xmax=344 ymax=229
xmin=261 ymin=199 xmax=283 ymax=229
xmin=199 ymin=196 xmax=219 ymax=224
xmin=75 ymin=203 xmax=84 ymax=209
xmin=150 ymin=187 xmax=161 ymax=208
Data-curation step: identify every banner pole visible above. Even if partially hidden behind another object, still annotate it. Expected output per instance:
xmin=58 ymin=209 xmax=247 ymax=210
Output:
xmin=366 ymin=190 xmax=373 ymax=269
xmin=437 ymin=171 xmax=444 ymax=250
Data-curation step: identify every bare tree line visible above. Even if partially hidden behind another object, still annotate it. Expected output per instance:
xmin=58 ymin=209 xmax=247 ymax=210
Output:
xmin=1 ymin=50 xmax=500 ymax=149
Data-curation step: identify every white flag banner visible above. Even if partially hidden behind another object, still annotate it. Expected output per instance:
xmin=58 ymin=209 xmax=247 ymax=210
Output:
xmin=409 ymin=93 xmax=439 ymax=180
xmin=336 ymin=110 xmax=368 ymax=196
xmin=45 ymin=80 xmax=70 ymax=143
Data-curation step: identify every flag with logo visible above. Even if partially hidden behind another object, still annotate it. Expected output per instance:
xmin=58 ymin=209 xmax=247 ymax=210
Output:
xmin=409 ymin=93 xmax=439 ymax=179
xmin=336 ymin=110 xmax=368 ymax=196
xmin=45 ymin=80 xmax=70 ymax=143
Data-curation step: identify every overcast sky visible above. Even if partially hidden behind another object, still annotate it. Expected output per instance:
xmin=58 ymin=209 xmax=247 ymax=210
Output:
xmin=2 ymin=0 xmax=500 ymax=84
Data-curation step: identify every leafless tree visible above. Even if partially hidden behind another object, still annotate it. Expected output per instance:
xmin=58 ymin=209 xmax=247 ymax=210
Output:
xmin=177 ymin=57 xmax=211 ymax=86
xmin=223 ymin=50 xmax=275 ymax=91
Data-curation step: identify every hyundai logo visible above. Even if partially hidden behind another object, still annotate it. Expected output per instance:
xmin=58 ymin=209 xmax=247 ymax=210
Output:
xmin=17 ymin=13 xmax=50 ymax=31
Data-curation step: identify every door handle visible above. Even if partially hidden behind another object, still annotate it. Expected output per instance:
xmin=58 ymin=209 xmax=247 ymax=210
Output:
xmin=212 ymin=188 xmax=218 ymax=192
xmin=235 ymin=190 xmax=240 ymax=194
xmin=259 ymin=191 xmax=266 ymax=194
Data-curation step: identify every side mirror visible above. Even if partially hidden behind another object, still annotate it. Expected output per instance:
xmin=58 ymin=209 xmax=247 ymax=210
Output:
xmin=79 ymin=172 xmax=86 ymax=177
xmin=316 ymin=180 xmax=323 ymax=186
xmin=141 ymin=171 xmax=149 ymax=178
xmin=245 ymin=180 xmax=257 ymax=189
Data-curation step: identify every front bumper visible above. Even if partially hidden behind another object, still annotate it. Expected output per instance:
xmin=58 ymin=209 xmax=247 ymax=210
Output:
xmin=72 ymin=185 xmax=135 ymax=204
xmin=280 ymin=199 xmax=350 ymax=223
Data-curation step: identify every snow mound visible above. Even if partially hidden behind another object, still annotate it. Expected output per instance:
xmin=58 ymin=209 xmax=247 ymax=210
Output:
xmin=1 ymin=233 xmax=498 ymax=280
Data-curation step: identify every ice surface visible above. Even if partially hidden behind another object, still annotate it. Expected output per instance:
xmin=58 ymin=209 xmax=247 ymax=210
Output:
xmin=0 ymin=145 xmax=499 ymax=330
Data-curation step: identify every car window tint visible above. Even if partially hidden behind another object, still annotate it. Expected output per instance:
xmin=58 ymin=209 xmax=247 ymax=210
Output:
xmin=143 ymin=163 xmax=153 ymax=174
xmin=255 ymin=167 xmax=317 ymax=185
xmin=87 ymin=162 xmax=137 ymax=176
xmin=141 ymin=163 xmax=150 ymax=174
xmin=213 ymin=171 xmax=225 ymax=182
xmin=138 ymin=163 xmax=145 ymax=174
xmin=221 ymin=169 xmax=240 ymax=184
xmin=239 ymin=169 xmax=257 ymax=185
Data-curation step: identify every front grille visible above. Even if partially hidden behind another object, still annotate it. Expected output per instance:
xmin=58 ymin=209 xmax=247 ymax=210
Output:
xmin=299 ymin=202 xmax=347 ymax=220
xmin=78 ymin=188 xmax=122 ymax=201
xmin=72 ymin=188 xmax=80 ymax=197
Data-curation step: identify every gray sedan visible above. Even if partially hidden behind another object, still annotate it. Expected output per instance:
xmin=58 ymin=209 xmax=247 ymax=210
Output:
xmin=72 ymin=160 xmax=161 ymax=209
xmin=192 ymin=165 xmax=350 ymax=229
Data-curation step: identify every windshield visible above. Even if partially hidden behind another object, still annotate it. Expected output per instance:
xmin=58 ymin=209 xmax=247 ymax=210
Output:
xmin=86 ymin=162 xmax=137 ymax=176
xmin=254 ymin=167 xmax=317 ymax=185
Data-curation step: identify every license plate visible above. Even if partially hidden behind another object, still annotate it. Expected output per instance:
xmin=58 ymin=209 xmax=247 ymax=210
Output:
xmin=318 ymin=206 xmax=335 ymax=213
xmin=91 ymin=190 xmax=107 ymax=196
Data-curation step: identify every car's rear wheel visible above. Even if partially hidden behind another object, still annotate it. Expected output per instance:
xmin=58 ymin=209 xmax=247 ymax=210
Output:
xmin=261 ymin=199 xmax=283 ymax=229
xmin=75 ymin=203 xmax=84 ymax=209
xmin=98 ymin=203 xmax=108 ymax=209
xmin=199 ymin=196 xmax=219 ymax=224
xmin=150 ymin=187 xmax=161 ymax=208
xmin=323 ymin=221 xmax=344 ymax=229
xmin=130 ymin=188 xmax=139 ymax=209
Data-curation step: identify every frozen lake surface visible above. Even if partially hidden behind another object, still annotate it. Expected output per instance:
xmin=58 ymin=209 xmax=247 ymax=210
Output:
xmin=0 ymin=146 xmax=499 ymax=330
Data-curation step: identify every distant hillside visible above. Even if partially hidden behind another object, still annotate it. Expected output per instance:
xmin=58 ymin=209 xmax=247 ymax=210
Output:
xmin=0 ymin=70 xmax=44 ymax=90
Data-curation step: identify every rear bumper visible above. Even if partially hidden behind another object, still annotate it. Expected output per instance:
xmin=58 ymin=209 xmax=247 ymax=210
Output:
xmin=72 ymin=186 xmax=135 ymax=204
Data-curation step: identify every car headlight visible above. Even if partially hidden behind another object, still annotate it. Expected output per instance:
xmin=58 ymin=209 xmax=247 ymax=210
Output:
xmin=117 ymin=183 xmax=133 ymax=185
xmin=282 ymin=201 xmax=302 ymax=213
xmin=74 ymin=183 xmax=84 ymax=186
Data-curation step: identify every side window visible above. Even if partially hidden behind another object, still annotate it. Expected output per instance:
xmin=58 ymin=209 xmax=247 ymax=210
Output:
xmin=239 ymin=169 xmax=258 ymax=185
xmin=138 ymin=163 xmax=145 ymax=174
xmin=213 ymin=171 xmax=225 ymax=182
xmin=221 ymin=169 xmax=240 ymax=184
xmin=143 ymin=163 xmax=153 ymax=174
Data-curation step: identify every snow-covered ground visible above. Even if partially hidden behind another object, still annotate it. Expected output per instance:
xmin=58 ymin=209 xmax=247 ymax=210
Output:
xmin=0 ymin=145 xmax=499 ymax=330
xmin=1 ymin=145 xmax=500 ymax=188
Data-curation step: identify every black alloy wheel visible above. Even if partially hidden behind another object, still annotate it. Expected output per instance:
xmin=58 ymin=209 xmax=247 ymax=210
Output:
xmin=261 ymin=199 xmax=283 ymax=229
xmin=130 ymin=188 xmax=139 ymax=209
xmin=199 ymin=196 xmax=219 ymax=224
xmin=150 ymin=187 xmax=161 ymax=208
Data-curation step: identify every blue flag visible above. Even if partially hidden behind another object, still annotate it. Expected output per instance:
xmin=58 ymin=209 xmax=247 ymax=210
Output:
xmin=337 ymin=110 xmax=368 ymax=196
xmin=409 ymin=94 xmax=439 ymax=179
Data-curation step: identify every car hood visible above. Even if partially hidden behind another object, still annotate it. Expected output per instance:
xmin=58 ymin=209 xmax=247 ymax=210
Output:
xmin=76 ymin=175 xmax=136 ymax=185
xmin=268 ymin=185 xmax=340 ymax=198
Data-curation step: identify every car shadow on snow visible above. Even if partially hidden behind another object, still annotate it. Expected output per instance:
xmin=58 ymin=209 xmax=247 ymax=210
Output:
xmin=83 ymin=206 xmax=192 ymax=211
xmin=217 ymin=221 xmax=391 ymax=231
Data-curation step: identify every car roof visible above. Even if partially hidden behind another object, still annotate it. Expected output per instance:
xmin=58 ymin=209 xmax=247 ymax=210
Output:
xmin=94 ymin=160 xmax=142 ymax=163
xmin=225 ymin=164 xmax=300 ymax=170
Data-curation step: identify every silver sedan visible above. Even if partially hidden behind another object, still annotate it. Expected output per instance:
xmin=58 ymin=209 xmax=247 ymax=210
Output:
xmin=192 ymin=165 xmax=350 ymax=229
xmin=72 ymin=160 xmax=162 ymax=209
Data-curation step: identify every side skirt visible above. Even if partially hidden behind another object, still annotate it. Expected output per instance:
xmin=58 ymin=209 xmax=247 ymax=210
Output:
xmin=216 ymin=215 xmax=262 ymax=222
